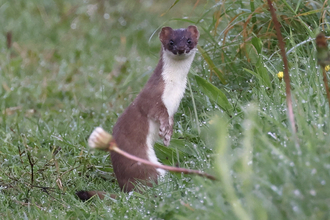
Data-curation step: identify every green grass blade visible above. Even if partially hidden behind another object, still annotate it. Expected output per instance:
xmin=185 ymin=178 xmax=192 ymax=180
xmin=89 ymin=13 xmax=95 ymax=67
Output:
xmin=194 ymin=75 xmax=232 ymax=114
xmin=197 ymin=45 xmax=227 ymax=84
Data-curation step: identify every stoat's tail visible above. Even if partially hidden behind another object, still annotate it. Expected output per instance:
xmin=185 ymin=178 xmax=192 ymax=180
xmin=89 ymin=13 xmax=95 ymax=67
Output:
xmin=76 ymin=191 xmax=116 ymax=201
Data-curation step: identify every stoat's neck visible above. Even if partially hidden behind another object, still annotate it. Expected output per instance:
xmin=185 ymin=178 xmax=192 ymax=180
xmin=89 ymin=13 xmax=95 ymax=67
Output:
xmin=161 ymin=49 xmax=197 ymax=118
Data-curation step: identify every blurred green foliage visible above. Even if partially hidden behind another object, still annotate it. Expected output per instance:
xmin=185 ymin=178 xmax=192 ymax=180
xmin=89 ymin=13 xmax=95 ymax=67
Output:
xmin=0 ymin=0 xmax=329 ymax=219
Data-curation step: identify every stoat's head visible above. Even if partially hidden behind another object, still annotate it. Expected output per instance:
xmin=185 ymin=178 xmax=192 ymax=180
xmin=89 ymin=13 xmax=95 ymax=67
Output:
xmin=159 ymin=25 xmax=199 ymax=60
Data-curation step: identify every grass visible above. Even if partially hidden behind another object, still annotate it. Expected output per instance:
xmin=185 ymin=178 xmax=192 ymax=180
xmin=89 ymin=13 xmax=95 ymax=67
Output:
xmin=0 ymin=0 xmax=330 ymax=219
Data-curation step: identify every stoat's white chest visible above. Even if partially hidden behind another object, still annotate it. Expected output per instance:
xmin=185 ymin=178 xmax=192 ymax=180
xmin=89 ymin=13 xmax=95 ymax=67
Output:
xmin=145 ymin=49 xmax=196 ymax=177
xmin=161 ymin=50 xmax=196 ymax=117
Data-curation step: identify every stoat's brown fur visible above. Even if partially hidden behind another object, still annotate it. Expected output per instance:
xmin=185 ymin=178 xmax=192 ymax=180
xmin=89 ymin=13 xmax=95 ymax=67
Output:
xmin=77 ymin=25 xmax=199 ymax=201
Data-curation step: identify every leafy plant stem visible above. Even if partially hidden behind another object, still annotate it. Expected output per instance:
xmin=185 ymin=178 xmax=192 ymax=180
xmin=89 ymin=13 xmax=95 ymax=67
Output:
xmin=322 ymin=68 xmax=330 ymax=109
xmin=267 ymin=0 xmax=297 ymax=136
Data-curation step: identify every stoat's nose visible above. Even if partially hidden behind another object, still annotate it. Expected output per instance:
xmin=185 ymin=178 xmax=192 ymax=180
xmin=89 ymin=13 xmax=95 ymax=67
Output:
xmin=177 ymin=47 xmax=185 ymax=55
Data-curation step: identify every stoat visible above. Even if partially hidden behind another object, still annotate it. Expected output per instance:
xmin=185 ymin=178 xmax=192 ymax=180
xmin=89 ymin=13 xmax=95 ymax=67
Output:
xmin=77 ymin=25 xmax=199 ymax=201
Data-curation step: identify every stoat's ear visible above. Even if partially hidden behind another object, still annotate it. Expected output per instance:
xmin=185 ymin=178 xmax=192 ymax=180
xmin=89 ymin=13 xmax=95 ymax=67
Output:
xmin=159 ymin=27 xmax=173 ymax=44
xmin=187 ymin=25 xmax=199 ymax=40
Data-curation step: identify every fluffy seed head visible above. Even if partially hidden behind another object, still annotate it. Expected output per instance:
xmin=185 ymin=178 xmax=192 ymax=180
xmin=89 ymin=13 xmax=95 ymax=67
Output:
xmin=88 ymin=127 xmax=113 ymax=150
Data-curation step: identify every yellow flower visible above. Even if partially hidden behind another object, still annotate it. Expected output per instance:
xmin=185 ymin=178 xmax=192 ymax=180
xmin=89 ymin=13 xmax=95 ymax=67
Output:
xmin=325 ymin=65 xmax=330 ymax=71
xmin=277 ymin=71 xmax=284 ymax=80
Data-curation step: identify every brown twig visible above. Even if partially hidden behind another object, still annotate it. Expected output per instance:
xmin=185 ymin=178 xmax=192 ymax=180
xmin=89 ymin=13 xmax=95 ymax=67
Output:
xmin=316 ymin=33 xmax=330 ymax=108
xmin=6 ymin=31 xmax=12 ymax=49
xmin=56 ymin=164 xmax=80 ymax=190
xmin=27 ymin=152 xmax=34 ymax=186
xmin=15 ymin=200 xmax=43 ymax=210
xmin=88 ymin=127 xmax=217 ymax=181
xmin=110 ymin=143 xmax=217 ymax=181
xmin=267 ymin=0 xmax=296 ymax=134
xmin=322 ymin=68 xmax=330 ymax=109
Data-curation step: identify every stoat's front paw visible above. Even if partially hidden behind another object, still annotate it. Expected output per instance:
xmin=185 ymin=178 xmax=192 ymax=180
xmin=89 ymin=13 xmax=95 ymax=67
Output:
xmin=88 ymin=127 xmax=112 ymax=150
xmin=163 ymin=134 xmax=171 ymax=146
xmin=158 ymin=125 xmax=166 ymax=137
xmin=159 ymin=125 xmax=172 ymax=146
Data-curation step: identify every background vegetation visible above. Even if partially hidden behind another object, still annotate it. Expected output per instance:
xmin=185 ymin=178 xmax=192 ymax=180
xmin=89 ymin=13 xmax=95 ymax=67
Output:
xmin=0 ymin=0 xmax=329 ymax=219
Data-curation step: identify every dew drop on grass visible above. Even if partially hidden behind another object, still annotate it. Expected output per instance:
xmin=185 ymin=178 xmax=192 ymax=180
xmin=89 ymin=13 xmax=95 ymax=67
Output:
xmin=311 ymin=169 xmax=317 ymax=175
xmin=104 ymin=13 xmax=110 ymax=19
xmin=293 ymin=189 xmax=300 ymax=196
xmin=270 ymin=185 xmax=282 ymax=195
xmin=310 ymin=189 xmax=316 ymax=196
xmin=267 ymin=132 xmax=278 ymax=140
xmin=293 ymin=206 xmax=299 ymax=212
xmin=118 ymin=17 xmax=127 ymax=26
xmin=71 ymin=23 xmax=77 ymax=30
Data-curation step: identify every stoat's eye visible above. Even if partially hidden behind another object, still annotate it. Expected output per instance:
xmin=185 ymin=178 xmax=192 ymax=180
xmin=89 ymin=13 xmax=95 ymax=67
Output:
xmin=187 ymin=39 xmax=192 ymax=44
xmin=169 ymin=40 xmax=174 ymax=46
